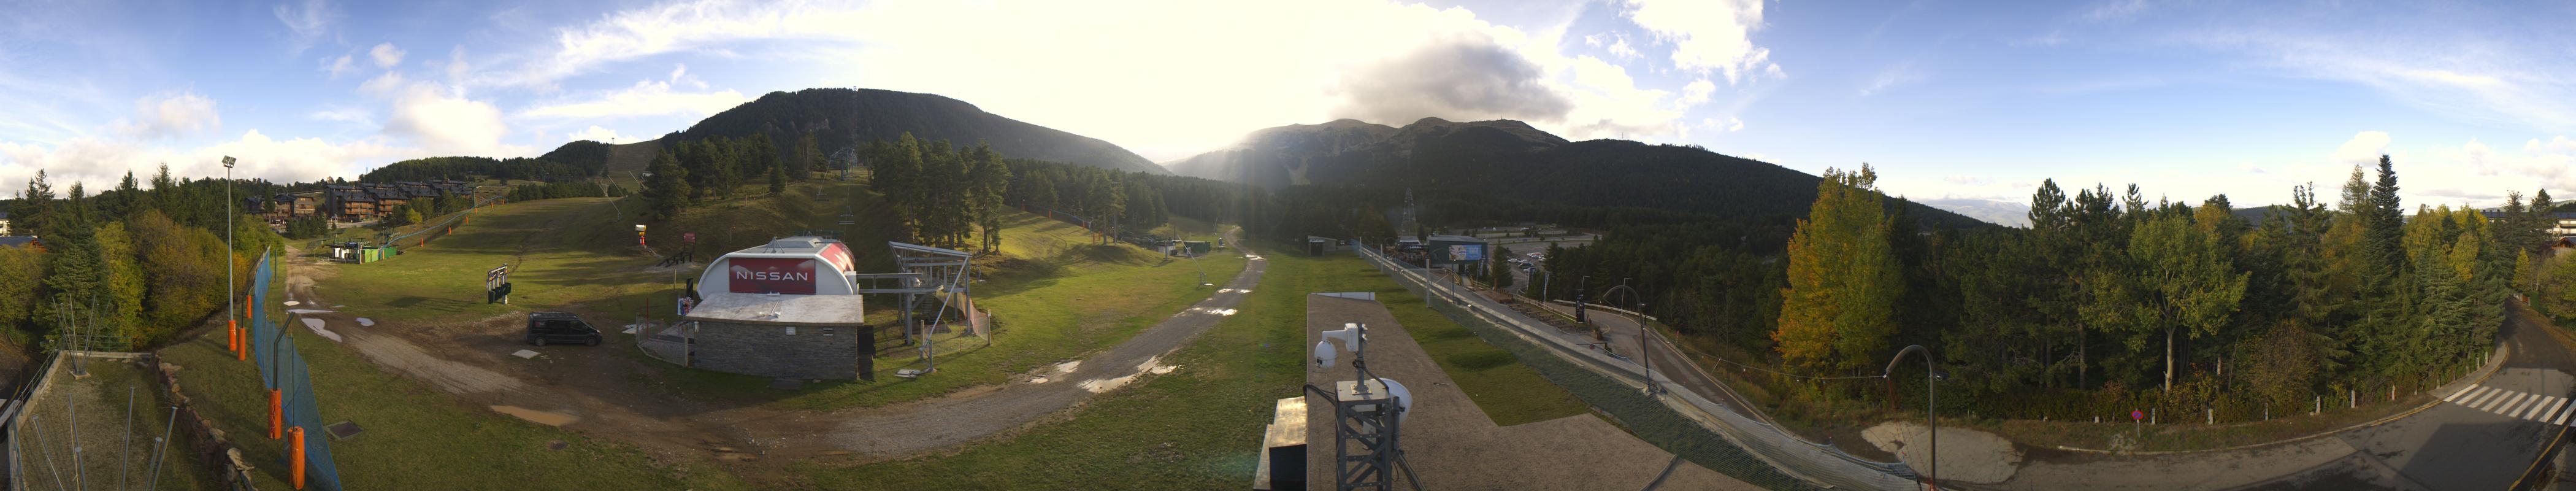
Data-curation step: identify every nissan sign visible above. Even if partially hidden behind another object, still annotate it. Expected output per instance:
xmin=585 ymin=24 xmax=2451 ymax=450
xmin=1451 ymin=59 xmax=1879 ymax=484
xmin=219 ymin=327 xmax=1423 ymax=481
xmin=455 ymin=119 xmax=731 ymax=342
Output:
xmin=728 ymin=258 xmax=819 ymax=295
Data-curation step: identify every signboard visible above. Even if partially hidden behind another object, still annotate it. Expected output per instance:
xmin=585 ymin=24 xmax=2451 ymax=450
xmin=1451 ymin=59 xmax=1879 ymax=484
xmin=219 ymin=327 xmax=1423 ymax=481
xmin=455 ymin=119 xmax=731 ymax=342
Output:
xmin=683 ymin=233 xmax=697 ymax=244
xmin=727 ymin=258 xmax=819 ymax=295
xmin=1449 ymin=244 xmax=1484 ymax=261
xmin=818 ymin=242 xmax=857 ymax=274
xmin=2130 ymin=410 xmax=2144 ymax=422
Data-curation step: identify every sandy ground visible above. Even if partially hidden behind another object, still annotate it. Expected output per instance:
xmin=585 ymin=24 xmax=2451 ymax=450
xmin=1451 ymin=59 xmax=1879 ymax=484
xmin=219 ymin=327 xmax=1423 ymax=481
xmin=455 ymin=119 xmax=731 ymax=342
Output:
xmin=285 ymin=228 xmax=1270 ymax=481
xmin=1861 ymin=421 xmax=2022 ymax=484
xmin=1302 ymin=295 xmax=1760 ymax=490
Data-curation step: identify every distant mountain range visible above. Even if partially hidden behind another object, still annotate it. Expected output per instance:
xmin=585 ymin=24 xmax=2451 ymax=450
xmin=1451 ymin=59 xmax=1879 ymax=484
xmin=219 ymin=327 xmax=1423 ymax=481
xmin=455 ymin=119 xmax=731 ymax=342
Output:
xmin=666 ymin=88 xmax=1168 ymax=175
xmin=1161 ymin=117 xmax=1993 ymax=228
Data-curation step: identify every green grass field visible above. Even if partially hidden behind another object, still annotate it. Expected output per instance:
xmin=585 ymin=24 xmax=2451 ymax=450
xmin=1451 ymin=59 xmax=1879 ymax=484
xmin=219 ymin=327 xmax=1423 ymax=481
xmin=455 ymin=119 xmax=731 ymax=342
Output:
xmin=161 ymin=281 xmax=748 ymax=490
xmin=632 ymin=211 xmax=1249 ymax=409
xmin=801 ymin=251 xmax=1591 ymax=489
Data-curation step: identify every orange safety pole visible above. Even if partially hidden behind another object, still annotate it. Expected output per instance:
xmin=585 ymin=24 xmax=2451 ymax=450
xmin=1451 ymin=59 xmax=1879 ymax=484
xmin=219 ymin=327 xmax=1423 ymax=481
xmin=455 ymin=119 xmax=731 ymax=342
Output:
xmin=288 ymin=426 xmax=307 ymax=489
xmin=228 ymin=319 xmax=239 ymax=353
xmin=269 ymin=389 xmax=283 ymax=439
xmin=237 ymin=323 xmax=249 ymax=361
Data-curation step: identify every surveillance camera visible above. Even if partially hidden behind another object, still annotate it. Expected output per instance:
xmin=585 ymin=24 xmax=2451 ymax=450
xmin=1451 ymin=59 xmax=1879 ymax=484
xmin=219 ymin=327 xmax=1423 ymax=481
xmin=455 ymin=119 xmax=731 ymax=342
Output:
xmin=1314 ymin=341 xmax=1338 ymax=368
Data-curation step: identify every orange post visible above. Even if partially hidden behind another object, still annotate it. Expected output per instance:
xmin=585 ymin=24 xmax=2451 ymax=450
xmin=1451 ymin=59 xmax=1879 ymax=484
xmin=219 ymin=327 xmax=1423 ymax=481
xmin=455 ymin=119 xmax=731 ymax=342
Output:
xmin=268 ymin=389 xmax=283 ymax=439
xmin=288 ymin=426 xmax=307 ymax=489
xmin=237 ymin=324 xmax=248 ymax=361
xmin=227 ymin=319 xmax=238 ymax=353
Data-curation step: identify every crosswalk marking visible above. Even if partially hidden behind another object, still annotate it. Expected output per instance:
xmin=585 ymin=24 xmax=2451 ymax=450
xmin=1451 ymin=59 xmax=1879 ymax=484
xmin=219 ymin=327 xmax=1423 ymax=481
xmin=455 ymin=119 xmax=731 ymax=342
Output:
xmin=2482 ymin=392 xmax=2526 ymax=412
xmin=2467 ymin=387 xmax=2503 ymax=409
xmin=2520 ymin=396 xmax=2556 ymax=419
xmin=2445 ymin=384 xmax=2576 ymax=425
xmin=2517 ymin=396 xmax=2558 ymax=419
xmin=2505 ymin=393 xmax=2539 ymax=417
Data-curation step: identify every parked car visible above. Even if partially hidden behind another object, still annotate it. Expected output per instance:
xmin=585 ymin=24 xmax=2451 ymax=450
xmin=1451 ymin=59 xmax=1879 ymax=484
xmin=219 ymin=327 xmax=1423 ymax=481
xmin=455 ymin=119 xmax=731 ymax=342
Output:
xmin=524 ymin=312 xmax=602 ymax=346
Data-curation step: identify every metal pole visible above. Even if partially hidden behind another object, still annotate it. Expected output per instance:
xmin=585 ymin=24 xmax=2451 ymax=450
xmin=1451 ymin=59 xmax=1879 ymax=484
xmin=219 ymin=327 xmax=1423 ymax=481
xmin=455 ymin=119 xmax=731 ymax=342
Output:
xmin=1885 ymin=345 xmax=1935 ymax=489
xmin=120 ymin=387 xmax=132 ymax=491
xmin=146 ymin=406 xmax=175 ymax=491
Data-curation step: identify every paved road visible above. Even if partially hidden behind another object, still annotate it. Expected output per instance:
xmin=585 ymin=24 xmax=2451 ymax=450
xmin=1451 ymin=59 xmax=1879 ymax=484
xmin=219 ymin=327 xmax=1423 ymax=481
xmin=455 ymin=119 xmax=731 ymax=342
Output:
xmin=2248 ymin=303 xmax=2574 ymax=490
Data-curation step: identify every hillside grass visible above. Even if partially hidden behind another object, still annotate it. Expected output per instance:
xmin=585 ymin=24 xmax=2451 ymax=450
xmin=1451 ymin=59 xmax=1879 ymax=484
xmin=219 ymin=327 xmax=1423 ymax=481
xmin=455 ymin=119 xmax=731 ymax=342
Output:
xmin=800 ymin=252 xmax=1590 ymax=489
xmin=634 ymin=211 xmax=1248 ymax=410
xmin=161 ymin=277 xmax=746 ymax=490
xmin=17 ymin=357 xmax=212 ymax=491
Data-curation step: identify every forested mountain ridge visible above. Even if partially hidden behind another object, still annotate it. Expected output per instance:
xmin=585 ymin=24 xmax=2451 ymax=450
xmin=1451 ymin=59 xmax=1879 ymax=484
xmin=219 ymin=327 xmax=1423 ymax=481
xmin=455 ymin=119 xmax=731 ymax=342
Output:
xmin=1192 ymin=117 xmax=1989 ymax=230
xmin=671 ymin=88 xmax=1167 ymax=175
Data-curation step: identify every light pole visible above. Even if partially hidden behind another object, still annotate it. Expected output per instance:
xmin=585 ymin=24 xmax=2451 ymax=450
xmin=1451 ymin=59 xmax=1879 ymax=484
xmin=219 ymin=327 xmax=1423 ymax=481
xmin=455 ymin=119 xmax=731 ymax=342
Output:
xmin=223 ymin=156 xmax=236 ymax=357
xmin=1884 ymin=344 xmax=1938 ymax=489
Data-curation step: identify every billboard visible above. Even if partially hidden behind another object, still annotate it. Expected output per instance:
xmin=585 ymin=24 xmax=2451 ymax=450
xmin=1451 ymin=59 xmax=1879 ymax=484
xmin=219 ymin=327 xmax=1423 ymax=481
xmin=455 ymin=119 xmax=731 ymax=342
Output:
xmin=1450 ymin=244 xmax=1483 ymax=261
xmin=818 ymin=242 xmax=857 ymax=274
xmin=727 ymin=258 xmax=819 ymax=294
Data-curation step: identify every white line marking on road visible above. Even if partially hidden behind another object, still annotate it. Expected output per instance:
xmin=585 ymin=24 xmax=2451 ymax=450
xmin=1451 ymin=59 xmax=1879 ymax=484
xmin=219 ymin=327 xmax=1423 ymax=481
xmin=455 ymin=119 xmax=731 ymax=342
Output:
xmin=2484 ymin=391 xmax=2526 ymax=413
xmin=2494 ymin=392 xmax=2533 ymax=414
xmin=2559 ymin=406 xmax=2574 ymax=426
xmin=2452 ymin=387 xmax=2493 ymax=406
xmin=2537 ymin=398 xmax=2570 ymax=422
xmin=2447 ymin=386 xmax=2477 ymax=402
xmin=2501 ymin=393 xmax=2537 ymax=416
xmin=2469 ymin=389 xmax=2509 ymax=411
xmin=2517 ymin=396 xmax=2558 ymax=420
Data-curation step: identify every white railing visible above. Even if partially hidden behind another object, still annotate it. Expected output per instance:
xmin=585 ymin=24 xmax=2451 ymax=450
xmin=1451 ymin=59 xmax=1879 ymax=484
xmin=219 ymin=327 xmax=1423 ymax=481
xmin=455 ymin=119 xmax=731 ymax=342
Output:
xmin=1354 ymin=246 xmax=1917 ymax=490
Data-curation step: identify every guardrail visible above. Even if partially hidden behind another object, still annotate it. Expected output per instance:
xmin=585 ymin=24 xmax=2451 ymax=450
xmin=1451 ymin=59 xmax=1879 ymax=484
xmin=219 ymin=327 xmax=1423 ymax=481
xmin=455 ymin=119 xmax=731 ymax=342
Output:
xmin=1354 ymin=246 xmax=1917 ymax=490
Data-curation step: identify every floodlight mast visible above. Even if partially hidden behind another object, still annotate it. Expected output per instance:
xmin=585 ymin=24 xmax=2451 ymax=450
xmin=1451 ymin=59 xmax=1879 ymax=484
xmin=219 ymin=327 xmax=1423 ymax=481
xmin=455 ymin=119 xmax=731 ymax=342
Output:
xmin=223 ymin=156 xmax=236 ymax=367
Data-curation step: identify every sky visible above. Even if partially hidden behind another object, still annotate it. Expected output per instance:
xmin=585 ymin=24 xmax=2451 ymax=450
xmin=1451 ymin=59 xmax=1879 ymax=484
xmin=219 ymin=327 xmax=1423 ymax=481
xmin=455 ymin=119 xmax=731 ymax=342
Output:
xmin=4 ymin=0 xmax=2575 ymax=226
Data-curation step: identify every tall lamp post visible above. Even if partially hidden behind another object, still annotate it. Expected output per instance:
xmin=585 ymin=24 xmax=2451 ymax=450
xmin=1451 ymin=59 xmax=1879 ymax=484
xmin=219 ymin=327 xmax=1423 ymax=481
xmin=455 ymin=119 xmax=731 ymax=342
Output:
xmin=223 ymin=156 xmax=236 ymax=357
xmin=1884 ymin=344 xmax=1939 ymax=489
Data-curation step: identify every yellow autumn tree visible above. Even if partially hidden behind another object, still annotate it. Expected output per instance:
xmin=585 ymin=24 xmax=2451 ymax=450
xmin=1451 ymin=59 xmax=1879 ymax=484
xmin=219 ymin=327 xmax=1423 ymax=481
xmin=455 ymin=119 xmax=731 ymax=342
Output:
xmin=1774 ymin=164 xmax=1904 ymax=372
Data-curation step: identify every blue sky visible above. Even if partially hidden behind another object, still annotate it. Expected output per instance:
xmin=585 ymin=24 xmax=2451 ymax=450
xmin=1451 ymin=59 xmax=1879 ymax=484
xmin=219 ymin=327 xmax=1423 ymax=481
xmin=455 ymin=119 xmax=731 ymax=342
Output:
xmin=3 ymin=0 xmax=2572 ymax=226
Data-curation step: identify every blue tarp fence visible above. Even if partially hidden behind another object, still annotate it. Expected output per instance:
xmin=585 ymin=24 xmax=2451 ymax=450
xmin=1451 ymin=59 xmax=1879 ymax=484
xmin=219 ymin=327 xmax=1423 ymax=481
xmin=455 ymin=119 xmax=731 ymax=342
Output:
xmin=250 ymin=249 xmax=342 ymax=490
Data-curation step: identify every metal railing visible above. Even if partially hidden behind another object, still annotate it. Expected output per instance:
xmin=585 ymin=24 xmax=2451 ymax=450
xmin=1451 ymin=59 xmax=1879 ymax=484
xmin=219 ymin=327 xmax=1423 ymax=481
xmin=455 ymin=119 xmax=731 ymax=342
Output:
xmin=1354 ymin=245 xmax=1919 ymax=490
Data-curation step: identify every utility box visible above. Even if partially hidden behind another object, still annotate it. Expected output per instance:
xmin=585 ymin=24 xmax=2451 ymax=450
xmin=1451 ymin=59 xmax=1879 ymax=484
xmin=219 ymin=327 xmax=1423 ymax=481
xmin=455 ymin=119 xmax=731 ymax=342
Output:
xmin=1254 ymin=396 xmax=1308 ymax=490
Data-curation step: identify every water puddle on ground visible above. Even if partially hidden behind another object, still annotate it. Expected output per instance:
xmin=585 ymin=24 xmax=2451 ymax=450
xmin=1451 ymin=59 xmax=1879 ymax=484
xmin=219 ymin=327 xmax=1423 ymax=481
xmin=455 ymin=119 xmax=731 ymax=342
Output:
xmin=1076 ymin=357 xmax=1181 ymax=393
xmin=491 ymin=405 xmax=581 ymax=427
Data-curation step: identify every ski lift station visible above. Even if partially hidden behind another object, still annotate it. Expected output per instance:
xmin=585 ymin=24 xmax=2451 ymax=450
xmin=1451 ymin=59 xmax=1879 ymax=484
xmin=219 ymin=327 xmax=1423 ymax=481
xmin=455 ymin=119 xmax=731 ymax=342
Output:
xmin=657 ymin=236 xmax=975 ymax=381
xmin=675 ymin=236 xmax=872 ymax=379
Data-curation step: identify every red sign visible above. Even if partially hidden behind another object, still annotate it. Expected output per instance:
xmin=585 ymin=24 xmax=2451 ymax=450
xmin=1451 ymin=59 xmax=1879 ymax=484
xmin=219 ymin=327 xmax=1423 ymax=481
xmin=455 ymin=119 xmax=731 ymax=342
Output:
xmin=727 ymin=258 xmax=818 ymax=294
xmin=683 ymin=233 xmax=697 ymax=243
xmin=2130 ymin=410 xmax=2144 ymax=421
xmin=818 ymin=242 xmax=856 ymax=274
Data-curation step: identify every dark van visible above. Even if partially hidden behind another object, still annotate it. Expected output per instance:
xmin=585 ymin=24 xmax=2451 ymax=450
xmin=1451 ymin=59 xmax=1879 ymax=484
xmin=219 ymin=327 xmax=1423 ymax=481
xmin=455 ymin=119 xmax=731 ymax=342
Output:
xmin=524 ymin=312 xmax=603 ymax=346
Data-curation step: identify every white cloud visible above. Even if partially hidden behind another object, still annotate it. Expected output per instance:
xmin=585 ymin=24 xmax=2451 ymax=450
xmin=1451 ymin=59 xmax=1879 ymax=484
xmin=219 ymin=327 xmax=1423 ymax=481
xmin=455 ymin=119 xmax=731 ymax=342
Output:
xmin=1679 ymin=78 xmax=1714 ymax=106
xmin=2081 ymin=0 xmax=2152 ymax=22
xmin=667 ymin=63 xmax=708 ymax=89
xmin=1607 ymin=36 xmax=1639 ymax=60
xmin=2332 ymin=130 xmax=2391 ymax=164
xmin=0 ymin=130 xmax=410 ymax=190
xmin=1725 ymin=116 xmax=1744 ymax=132
xmin=358 ymin=73 xmax=523 ymax=157
xmin=272 ymin=0 xmax=332 ymax=54
xmin=369 ymin=42 xmax=406 ymax=68
xmin=565 ymin=125 xmax=629 ymax=144
xmin=1620 ymin=0 xmax=1774 ymax=83
xmin=325 ymin=55 xmax=356 ymax=78
xmin=519 ymin=79 xmax=749 ymax=120
xmin=112 ymin=91 xmax=221 ymax=140
xmin=308 ymin=107 xmax=370 ymax=125
xmin=1860 ymin=63 xmax=1924 ymax=96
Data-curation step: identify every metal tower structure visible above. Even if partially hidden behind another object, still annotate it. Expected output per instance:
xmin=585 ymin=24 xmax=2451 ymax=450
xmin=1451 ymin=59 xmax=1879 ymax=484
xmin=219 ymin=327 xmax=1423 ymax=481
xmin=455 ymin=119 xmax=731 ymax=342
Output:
xmin=1306 ymin=323 xmax=1423 ymax=490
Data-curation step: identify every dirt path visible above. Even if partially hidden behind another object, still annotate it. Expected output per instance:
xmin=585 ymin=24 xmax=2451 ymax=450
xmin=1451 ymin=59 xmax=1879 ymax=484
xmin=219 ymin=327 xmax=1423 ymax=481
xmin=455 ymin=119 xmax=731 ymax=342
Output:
xmin=831 ymin=231 xmax=1265 ymax=456
xmin=285 ymin=227 xmax=1267 ymax=480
